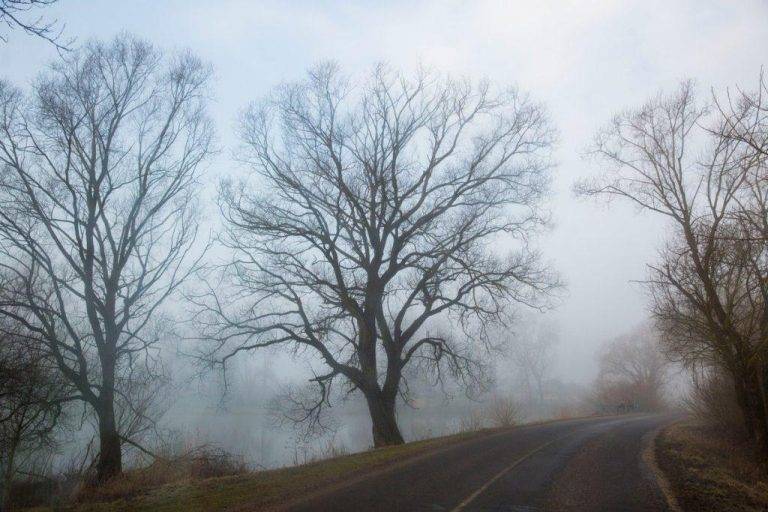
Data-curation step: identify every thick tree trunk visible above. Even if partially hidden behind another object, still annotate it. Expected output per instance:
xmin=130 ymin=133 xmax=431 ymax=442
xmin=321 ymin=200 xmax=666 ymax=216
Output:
xmin=95 ymin=396 xmax=122 ymax=483
xmin=745 ymin=369 xmax=768 ymax=458
xmin=364 ymin=391 xmax=404 ymax=447
xmin=734 ymin=374 xmax=757 ymax=438
xmin=734 ymin=370 xmax=768 ymax=459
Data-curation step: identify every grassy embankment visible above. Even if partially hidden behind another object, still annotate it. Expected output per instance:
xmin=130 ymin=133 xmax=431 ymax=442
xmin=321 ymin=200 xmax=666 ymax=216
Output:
xmin=25 ymin=429 xmax=489 ymax=512
xmin=656 ymin=420 xmax=768 ymax=512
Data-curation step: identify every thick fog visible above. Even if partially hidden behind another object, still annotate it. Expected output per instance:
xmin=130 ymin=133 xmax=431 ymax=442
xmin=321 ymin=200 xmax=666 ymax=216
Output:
xmin=2 ymin=0 xmax=767 ymax=470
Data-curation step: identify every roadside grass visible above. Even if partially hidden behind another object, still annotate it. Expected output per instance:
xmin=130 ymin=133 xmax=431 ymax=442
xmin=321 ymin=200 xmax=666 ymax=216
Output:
xmin=656 ymin=420 xmax=768 ymax=512
xmin=25 ymin=429 xmax=489 ymax=512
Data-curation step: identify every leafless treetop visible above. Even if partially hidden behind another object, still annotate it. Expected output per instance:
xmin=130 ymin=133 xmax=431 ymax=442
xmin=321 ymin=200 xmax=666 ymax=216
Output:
xmin=0 ymin=0 xmax=69 ymax=49
xmin=192 ymin=63 xmax=558 ymax=442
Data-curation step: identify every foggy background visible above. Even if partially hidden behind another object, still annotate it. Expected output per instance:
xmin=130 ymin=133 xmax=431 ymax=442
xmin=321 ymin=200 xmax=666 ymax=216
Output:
xmin=2 ymin=0 xmax=767 ymax=468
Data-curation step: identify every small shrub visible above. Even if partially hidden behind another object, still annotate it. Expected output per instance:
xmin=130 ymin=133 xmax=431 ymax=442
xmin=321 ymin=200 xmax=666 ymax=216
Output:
xmin=182 ymin=445 xmax=249 ymax=479
xmin=458 ymin=409 xmax=486 ymax=432
xmin=486 ymin=396 xmax=520 ymax=428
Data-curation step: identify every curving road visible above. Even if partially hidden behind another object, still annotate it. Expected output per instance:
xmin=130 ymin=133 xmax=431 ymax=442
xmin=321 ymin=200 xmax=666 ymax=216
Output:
xmin=280 ymin=414 xmax=679 ymax=512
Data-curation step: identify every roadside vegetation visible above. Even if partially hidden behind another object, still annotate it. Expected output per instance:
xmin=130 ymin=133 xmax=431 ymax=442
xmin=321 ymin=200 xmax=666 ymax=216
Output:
xmin=657 ymin=421 xmax=768 ymax=512
xmin=657 ymin=370 xmax=768 ymax=511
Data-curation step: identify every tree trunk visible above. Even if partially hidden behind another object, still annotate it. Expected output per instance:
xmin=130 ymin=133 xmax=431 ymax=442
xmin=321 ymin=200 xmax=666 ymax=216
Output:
xmin=1 ymin=477 xmax=10 ymax=512
xmin=734 ymin=374 xmax=757 ymax=439
xmin=1 ymin=428 xmax=20 ymax=512
xmin=734 ymin=370 xmax=768 ymax=459
xmin=745 ymin=368 xmax=768 ymax=458
xmin=95 ymin=396 xmax=122 ymax=483
xmin=757 ymin=361 xmax=768 ymax=450
xmin=364 ymin=390 xmax=404 ymax=447
xmin=537 ymin=378 xmax=545 ymax=408
xmin=1 ymin=456 xmax=13 ymax=512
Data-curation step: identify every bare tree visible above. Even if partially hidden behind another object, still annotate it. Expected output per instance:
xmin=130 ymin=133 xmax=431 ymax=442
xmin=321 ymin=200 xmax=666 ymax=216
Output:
xmin=192 ymin=63 xmax=558 ymax=447
xmin=0 ymin=35 xmax=214 ymax=481
xmin=594 ymin=326 xmax=668 ymax=413
xmin=0 ymin=0 xmax=68 ymax=49
xmin=0 ymin=321 xmax=65 ymax=511
xmin=508 ymin=316 xmax=558 ymax=407
xmin=577 ymin=80 xmax=768 ymax=454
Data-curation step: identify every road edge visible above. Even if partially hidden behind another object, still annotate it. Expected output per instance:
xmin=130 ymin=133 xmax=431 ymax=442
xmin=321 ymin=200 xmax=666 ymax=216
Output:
xmin=641 ymin=422 xmax=683 ymax=512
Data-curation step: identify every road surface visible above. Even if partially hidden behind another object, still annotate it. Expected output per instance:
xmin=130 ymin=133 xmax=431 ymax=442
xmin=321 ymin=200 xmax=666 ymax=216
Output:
xmin=280 ymin=414 xmax=678 ymax=512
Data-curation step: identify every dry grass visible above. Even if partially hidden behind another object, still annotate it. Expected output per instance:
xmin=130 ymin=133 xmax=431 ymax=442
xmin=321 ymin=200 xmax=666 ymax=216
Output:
xmin=76 ymin=445 xmax=248 ymax=504
xmin=656 ymin=420 xmax=768 ymax=512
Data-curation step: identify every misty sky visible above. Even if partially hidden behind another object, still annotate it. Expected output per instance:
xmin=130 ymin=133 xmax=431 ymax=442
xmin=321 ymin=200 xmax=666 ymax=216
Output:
xmin=2 ymin=0 xmax=767 ymax=383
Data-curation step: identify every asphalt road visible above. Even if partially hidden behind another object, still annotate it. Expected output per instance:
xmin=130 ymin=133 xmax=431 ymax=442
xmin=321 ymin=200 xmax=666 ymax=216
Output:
xmin=281 ymin=414 xmax=678 ymax=512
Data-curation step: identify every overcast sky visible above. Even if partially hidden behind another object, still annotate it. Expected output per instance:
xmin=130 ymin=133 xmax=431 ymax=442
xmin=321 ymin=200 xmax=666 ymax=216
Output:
xmin=2 ymin=0 xmax=767 ymax=383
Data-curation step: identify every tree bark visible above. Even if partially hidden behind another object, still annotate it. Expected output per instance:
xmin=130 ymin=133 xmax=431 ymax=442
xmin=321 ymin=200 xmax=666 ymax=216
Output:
xmin=364 ymin=390 xmax=404 ymax=447
xmin=734 ymin=374 xmax=756 ymax=438
xmin=1 ymin=450 xmax=14 ymax=512
xmin=733 ymin=369 xmax=768 ymax=459
xmin=745 ymin=368 xmax=768 ymax=458
xmin=95 ymin=395 xmax=122 ymax=483
xmin=1 ymin=423 xmax=21 ymax=512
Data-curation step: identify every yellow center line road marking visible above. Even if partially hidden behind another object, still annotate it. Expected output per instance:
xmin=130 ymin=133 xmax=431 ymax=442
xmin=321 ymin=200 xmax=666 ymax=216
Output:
xmin=449 ymin=433 xmax=574 ymax=512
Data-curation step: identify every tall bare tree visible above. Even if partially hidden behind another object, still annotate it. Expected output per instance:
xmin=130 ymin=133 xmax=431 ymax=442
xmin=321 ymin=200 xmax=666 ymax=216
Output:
xmin=193 ymin=64 xmax=558 ymax=447
xmin=0 ymin=35 xmax=214 ymax=481
xmin=577 ymin=80 xmax=768 ymax=455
